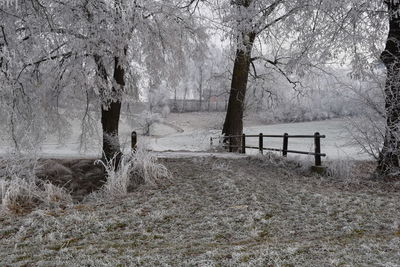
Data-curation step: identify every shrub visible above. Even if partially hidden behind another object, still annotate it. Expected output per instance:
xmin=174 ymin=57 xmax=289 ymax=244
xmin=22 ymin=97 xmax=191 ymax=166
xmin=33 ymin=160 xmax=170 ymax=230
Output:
xmin=95 ymin=145 xmax=171 ymax=199
xmin=1 ymin=177 xmax=41 ymax=214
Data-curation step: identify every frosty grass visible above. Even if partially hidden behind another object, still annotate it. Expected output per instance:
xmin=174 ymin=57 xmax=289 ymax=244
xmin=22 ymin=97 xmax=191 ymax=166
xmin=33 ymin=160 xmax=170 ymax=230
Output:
xmin=1 ymin=155 xmax=399 ymax=266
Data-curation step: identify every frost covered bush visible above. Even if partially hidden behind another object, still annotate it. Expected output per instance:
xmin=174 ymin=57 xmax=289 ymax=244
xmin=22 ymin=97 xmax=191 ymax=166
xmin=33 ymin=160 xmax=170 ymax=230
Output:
xmin=138 ymin=111 xmax=162 ymax=136
xmin=0 ymin=155 xmax=72 ymax=214
xmin=252 ymin=85 xmax=359 ymax=124
xmin=148 ymin=81 xmax=171 ymax=118
xmin=135 ymin=82 xmax=171 ymax=136
xmin=345 ymin=112 xmax=385 ymax=160
xmin=96 ymin=146 xmax=171 ymax=199
xmin=1 ymin=178 xmax=41 ymax=214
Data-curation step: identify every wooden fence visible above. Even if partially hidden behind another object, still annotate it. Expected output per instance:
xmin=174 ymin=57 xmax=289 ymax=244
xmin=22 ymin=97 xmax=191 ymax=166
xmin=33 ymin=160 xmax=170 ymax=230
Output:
xmin=211 ymin=132 xmax=326 ymax=167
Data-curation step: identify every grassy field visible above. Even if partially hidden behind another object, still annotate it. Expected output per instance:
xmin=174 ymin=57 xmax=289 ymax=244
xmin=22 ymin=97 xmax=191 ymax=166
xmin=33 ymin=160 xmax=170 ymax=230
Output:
xmin=1 ymin=155 xmax=399 ymax=266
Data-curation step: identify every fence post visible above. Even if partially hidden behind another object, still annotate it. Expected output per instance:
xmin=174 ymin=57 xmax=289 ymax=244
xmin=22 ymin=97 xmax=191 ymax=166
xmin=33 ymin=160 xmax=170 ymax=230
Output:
xmin=241 ymin=134 xmax=246 ymax=154
xmin=131 ymin=131 xmax=137 ymax=152
xmin=259 ymin=133 xmax=263 ymax=155
xmin=314 ymin=132 xmax=322 ymax=166
xmin=229 ymin=135 xmax=233 ymax=152
xmin=283 ymin=133 xmax=289 ymax=157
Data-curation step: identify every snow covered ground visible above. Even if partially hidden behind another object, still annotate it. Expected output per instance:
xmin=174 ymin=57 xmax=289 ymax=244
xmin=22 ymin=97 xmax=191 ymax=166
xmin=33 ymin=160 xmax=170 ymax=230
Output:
xmin=1 ymin=112 xmax=368 ymax=161
xmin=244 ymin=119 xmax=365 ymax=159
xmin=1 ymin=156 xmax=399 ymax=266
xmin=1 ymin=113 xmax=398 ymax=266
xmin=129 ymin=113 xmax=369 ymax=161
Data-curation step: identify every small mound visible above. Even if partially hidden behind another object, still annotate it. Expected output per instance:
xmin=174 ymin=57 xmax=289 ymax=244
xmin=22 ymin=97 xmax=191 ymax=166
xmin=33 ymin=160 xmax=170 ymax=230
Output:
xmin=36 ymin=159 xmax=106 ymax=202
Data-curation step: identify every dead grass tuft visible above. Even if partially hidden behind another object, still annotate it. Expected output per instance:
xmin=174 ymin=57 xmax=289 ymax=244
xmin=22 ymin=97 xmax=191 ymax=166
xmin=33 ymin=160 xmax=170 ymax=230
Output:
xmin=0 ymin=155 xmax=73 ymax=214
xmin=93 ymin=145 xmax=171 ymax=199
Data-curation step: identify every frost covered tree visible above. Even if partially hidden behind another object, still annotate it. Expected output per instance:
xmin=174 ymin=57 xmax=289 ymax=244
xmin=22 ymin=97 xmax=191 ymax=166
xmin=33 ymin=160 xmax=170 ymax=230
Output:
xmin=0 ymin=0 xmax=206 ymax=165
xmin=377 ymin=1 xmax=400 ymax=174
xmin=309 ymin=0 xmax=400 ymax=175
xmin=207 ymin=0 xmax=400 ymax=176
xmin=207 ymin=0 xmax=327 ymax=150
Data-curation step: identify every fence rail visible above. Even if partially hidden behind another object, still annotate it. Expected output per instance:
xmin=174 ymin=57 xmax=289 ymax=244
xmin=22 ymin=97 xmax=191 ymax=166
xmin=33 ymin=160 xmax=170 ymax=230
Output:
xmin=210 ymin=132 xmax=326 ymax=167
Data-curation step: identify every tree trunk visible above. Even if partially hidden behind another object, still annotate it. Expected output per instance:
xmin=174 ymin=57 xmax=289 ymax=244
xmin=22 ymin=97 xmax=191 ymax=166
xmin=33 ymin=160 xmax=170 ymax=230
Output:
xmin=222 ymin=32 xmax=255 ymax=151
xmin=94 ymin=55 xmax=125 ymax=167
xmin=208 ymin=87 xmax=211 ymax=111
xmin=198 ymin=67 xmax=203 ymax=111
xmin=173 ymin=87 xmax=178 ymax=112
xmin=183 ymin=85 xmax=188 ymax=112
xmin=101 ymin=99 xmax=122 ymax=165
xmin=377 ymin=1 xmax=400 ymax=175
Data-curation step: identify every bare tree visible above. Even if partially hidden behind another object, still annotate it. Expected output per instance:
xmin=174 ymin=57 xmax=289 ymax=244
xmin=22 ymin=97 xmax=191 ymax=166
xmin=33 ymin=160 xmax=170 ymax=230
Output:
xmin=377 ymin=0 xmax=400 ymax=174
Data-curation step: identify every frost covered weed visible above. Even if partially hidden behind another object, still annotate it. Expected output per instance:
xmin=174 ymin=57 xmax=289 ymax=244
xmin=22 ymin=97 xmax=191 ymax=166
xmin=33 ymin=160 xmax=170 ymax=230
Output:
xmin=294 ymin=157 xmax=315 ymax=174
xmin=211 ymin=161 xmax=231 ymax=171
xmin=1 ymin=178 xmax=72 ymax=214
xmin=251 ymin=152 xmax=288 ymax=167
xmin=0 ymin=155 xmax=72 ymax=214
xmin=95 ymin=154 xmax=130 ymax=197
xmin=42 ymin=182 xmax=73 ymax=206
xmin=251 ymin=153 xmax=357 ymax=181
xmin=130 ymin=146 xmax=170 ymax=186
xmin=96 ymin=146 xmax=170 ymax=199
xmin=250 ymin=152 xmax=306 ymax=173
xmin=208 ymin=136 xmax=227 ymax=152
xmin=0 ymin=154 xmax=38 ymax=180
xmin=1 ymin=177 xmax=41 ymax=214
xmin=326 ymin=158 xmax=354 ymax=180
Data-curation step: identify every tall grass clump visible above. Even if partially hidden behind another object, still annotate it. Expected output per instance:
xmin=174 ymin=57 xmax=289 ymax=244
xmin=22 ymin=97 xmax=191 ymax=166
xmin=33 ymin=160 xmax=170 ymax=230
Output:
xmin=1 ymin=177 xmax=41 ymax=214
xmin=325 ymin=158 xmax=354 ymax=181
xmin=0 ymin=154 xmax=72 ymax=214
xmin=95 ymin=145 xmax=171 ymax=199
xmin=250 ymin=152 xmax=295 ymax=169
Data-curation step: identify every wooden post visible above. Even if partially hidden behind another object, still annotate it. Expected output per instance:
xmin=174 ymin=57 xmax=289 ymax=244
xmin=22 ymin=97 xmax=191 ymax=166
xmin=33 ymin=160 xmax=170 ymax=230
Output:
xmin=131 ymin=131 xmax=137 ymax=152
xmin=283 ymin=133 xmax=289 ymax=157
xmin=259 ymin=133 xmax=263 ymax=155
xmin=241 ymin=134 xmax=246 ymax=154
xmin=229 ymin=135 xmax=233 ymax=152
xmin=314 ymin=132 xmax=322 ymax=166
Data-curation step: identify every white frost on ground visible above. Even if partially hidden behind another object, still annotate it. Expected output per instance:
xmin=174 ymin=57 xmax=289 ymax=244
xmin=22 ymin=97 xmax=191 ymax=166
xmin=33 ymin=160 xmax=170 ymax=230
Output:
xmin=0 ymin=156 xmax=399 ymax=266
xmin=244 ymin=119 xmax=364 ymax=159
xmin=1 ymin=112 xmax=369 ymax=161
